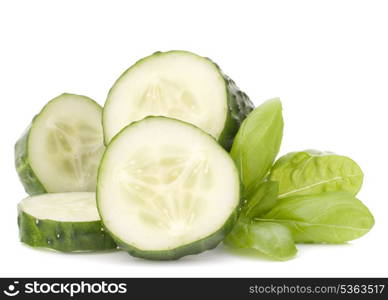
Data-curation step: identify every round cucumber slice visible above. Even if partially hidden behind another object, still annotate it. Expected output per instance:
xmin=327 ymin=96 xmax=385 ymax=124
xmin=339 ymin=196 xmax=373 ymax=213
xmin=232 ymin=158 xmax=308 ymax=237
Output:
xmin=15 ymin=93 xmax=105 ymax=195
xmin=103 ymin=50 xmax=254 ymax=149
xmin=97 ymin=117 xmax=241 ymax=260
xmin=18 ymin=193 xmax=117 ymax=252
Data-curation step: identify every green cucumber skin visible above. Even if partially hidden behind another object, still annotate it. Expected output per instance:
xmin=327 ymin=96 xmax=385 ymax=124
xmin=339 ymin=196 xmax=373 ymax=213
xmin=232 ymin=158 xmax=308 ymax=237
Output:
xmin=104 ymin=50 xmax=254 ymax=150
xmin=14 ymin=93 xmax=102 ymax=195
xmin=212 ymin=64 xmax=254 ymax=150
xmin=18 ymin=209 xmax=117 ymax=252
xmin=97 ymin=116 xmax=242 ymax=260
xmin=15 ymin=124 xmax=47 ymax=195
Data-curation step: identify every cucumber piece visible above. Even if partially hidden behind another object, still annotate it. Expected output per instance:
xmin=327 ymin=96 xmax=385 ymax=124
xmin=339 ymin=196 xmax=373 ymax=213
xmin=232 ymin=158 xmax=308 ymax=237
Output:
xmin=103 ymin=50 xmax=254 ymax=149
xmin=15 ymin=93 xmax=105 ymax=195
xmin=97 ymin=116 xmax=240 ymax=260
xmin=18 ymin=193 xmax=116 ymax=252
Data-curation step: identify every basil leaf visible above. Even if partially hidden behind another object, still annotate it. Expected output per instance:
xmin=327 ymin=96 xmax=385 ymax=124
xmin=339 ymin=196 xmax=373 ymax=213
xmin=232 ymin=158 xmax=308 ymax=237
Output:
xmin=259 ymin=191 xmax=374 ymax=243
xmin=269 ymin=150 xmax=363 ymax=198
xmin=224 ymin=220 xmax=250 ymax=248
xmin=243 ymin=180 xmax=279 ymax=218
xmin=247 ymin=222 xmax=297 ymax=261
xmin=231 ymin=98 xmax=283 ymax=190
xmin=224 ymin=179 xmax=295 ymax=261
xmin=225 ymin=220 xmax=297 ymax=261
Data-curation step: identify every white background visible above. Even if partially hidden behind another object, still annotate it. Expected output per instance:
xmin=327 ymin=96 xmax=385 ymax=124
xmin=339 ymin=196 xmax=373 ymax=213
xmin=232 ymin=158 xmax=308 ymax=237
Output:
xmin=1 ymin=0 xmax=387 ymax=277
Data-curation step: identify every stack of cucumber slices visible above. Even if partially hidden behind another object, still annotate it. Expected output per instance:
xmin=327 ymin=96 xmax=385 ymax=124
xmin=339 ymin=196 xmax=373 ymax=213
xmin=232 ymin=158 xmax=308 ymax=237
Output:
xmin=15 ymin=51 xmax=252 ymax=260
xmin=15 ymin=50 xmax=374 ymax=261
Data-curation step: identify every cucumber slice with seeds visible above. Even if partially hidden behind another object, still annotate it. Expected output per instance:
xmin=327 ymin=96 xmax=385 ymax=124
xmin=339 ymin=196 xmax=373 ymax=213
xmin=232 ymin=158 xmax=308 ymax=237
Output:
xmin=103 ymin=50 xmax=254 ymax=149
xmin=97 ymin=117 xmax=241 ymax=260
xmin=18 ymin=193 xmax=116 ymax=252
xmin=15 ymin=93 xmax=105 ymax=195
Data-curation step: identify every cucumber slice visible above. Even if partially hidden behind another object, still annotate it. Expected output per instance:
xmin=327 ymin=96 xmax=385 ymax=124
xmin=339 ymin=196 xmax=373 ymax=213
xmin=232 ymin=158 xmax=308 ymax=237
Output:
xmin=97 ymin=117 xmax=240 ymax=260
xmin=18 ymin=193 xmax=116 ymax=252
xmin=103 ymin=50 xmax=254 ymax=149
xmin=15 ymin=93 xmax=105 ymax=195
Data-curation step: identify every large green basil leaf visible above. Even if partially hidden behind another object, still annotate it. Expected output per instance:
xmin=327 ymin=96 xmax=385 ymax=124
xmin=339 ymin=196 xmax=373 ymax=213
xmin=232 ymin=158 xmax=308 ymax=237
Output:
xmin=259 ymin=191 xmax=374 ymax=243
xmin=225 ymin=220 xmax=297 ymax=261
xmin=230 ymin=98 xmax=283 ymax=190
xmin=269 ymin=150 xmax=363 ymax=198
xmin=243 ymin=180 xmax=279 ymax=218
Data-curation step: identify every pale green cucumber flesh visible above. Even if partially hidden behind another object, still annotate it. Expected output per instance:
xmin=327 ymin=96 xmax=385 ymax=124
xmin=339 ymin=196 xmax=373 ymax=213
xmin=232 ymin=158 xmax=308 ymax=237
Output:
xmin=97 ymin=116 xmax=241 ymax=260
xmin=103 ymin=50 xmax=254 ymax=150
xmin=15 ymin=93 xmax=105 ymax=195
xmin=117 ymin=212 xmax=238 ymax=260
